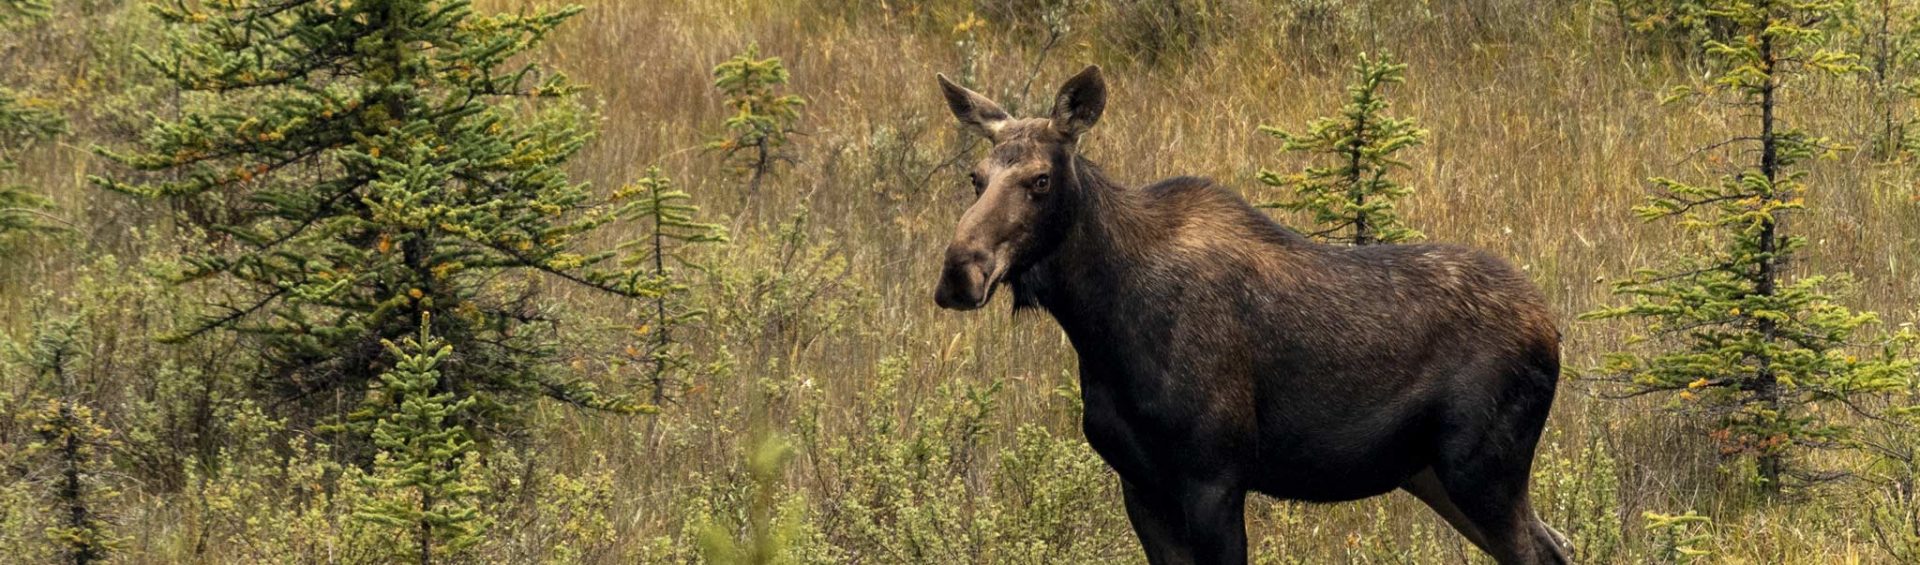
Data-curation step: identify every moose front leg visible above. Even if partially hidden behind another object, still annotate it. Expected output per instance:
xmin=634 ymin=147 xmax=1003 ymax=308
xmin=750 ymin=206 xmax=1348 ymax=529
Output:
xmin=1122 ymin=478 xmax=1248 ymax=565
xmin=1122 ymin=480 xmax=1185 ymax=564
xmin=1180 ymin=480 xmax=1248 ymax=565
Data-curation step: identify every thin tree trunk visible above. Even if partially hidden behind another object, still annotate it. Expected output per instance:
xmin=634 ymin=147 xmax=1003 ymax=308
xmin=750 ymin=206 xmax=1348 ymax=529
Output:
xmin=52 ymin=352 xmax=100 ymax=565
xmin=750 ymin=138 xmax=769 ymax=195
xmin=1754 ymin=21 xmax=1784 ymax=491
xmin=652 ymin=190 xmax=669 ymax=407
xmin=645 ymin=181 xmax=669 ymax=445
xmin=60 ymin=401 xmax=94 ymax=565
xmin=1348 ymin=90 xmax=1371 ymax=246
xmin=1867 ymin=0 xmax=1899 ymax=158
xmin=419 ymin=490 xmax=433 ymax=565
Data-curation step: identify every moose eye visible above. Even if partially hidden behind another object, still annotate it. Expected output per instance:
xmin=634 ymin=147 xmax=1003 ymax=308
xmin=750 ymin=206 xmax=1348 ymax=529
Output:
xmin=1031 ymin=174 xmax=1050 ymax=192
xmin=969 ymin=172 xmax=985 ymax=194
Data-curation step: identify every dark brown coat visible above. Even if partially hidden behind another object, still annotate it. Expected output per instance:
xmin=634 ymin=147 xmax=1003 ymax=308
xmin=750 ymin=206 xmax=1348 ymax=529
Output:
xmin=934 ymin=67 xmax=1570 ymax=565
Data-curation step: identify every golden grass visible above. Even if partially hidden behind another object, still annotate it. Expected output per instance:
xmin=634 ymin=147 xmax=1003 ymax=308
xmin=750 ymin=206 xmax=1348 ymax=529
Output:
xmin=4 ymin=0 xmax=1919 ymax=562
xmin=525 ymin=1 xmax=1919 ymax=561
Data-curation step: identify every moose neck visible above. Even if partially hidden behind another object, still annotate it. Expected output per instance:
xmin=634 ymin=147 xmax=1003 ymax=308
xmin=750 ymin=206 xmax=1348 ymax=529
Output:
xmin=1015 ymin=154 xmax=1164 ymax=341
xmin=1014 ymin=153 xmax=1321 ymax=365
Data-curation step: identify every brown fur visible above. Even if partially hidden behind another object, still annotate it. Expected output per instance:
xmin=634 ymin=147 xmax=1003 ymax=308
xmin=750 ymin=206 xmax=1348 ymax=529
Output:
xmin=934 ymin=67 xmax=1570 ymax=565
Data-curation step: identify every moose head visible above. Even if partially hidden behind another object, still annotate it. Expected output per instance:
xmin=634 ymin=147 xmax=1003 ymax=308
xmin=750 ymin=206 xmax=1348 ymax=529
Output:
xmin=932 ymin=65 xmax=1107 ymax=310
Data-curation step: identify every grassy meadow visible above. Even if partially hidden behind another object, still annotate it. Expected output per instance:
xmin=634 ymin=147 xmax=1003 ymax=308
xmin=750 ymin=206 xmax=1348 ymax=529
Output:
xmin=3 ymin=0 xmax=1920 ymax=562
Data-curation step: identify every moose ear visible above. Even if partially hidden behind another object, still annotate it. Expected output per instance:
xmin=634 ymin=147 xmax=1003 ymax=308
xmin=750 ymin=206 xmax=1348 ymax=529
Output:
xmin=1050 ymin=65 xmax=1106 ymax=140
xmin=937 ymin=73 xmax=1010 ymax=140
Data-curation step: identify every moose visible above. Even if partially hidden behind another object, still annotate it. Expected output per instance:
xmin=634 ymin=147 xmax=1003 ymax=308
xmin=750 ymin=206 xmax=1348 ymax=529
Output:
xmin=932 ymin=66 xmax=1572 ymax=564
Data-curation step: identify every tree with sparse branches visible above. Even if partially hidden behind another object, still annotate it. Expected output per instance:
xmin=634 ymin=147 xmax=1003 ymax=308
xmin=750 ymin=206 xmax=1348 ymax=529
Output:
xmin=709 ymin=44 xmax=805 ymax=195
xmin=0 ymin=0 xmax=68 ymax=248
xmin=1584 ymin=0 xmax=1919 ymax=492
xmin=614 ymin=166 xmax=727 ymax=416
xmin=1257 ymin=52 xmax=1426 ymax=246
xmin=1839 ymin=0 xmax=1920 ymax=159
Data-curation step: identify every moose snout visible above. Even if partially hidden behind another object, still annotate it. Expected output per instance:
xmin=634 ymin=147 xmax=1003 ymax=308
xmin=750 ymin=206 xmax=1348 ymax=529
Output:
xmin=934 ymin=244 xmax=993 ymax=310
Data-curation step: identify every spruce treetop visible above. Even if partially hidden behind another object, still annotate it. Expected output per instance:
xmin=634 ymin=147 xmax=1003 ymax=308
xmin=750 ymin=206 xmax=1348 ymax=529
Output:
xmin=708 ymin=43 xmax=805 ymax=194
xmin=1256 ymin=52 xmax=1426 ymax=245
xmin=353 ymin=316 xmax=488 ymax=561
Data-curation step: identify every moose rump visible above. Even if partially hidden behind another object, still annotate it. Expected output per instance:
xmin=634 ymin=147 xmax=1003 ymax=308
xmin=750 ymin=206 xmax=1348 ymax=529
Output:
xmin=932 ymin=66 xmax=1571 ymax=565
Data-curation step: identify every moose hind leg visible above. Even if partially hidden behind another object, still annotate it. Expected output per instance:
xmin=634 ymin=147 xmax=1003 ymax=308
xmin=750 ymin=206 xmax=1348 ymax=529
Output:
xmin=1401 ymin=467 xmax=1491 ymax=552
xmin=1433 ymin=468 xmax=1568 ymax=565
xmin=1540 ymin=519 xmax=1574 ymax=555
xmin=1433 ymin=367 xmax=1568 ymax=563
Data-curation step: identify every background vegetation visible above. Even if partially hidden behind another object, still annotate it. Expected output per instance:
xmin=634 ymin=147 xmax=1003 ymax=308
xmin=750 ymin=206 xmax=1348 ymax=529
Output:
xmin=2 ymin=0 xmax=1919 ymax=562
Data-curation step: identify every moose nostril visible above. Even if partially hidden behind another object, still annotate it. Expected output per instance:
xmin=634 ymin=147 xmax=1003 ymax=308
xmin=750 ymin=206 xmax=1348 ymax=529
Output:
xmin=935 ymin=249 xmax=990 ymax=310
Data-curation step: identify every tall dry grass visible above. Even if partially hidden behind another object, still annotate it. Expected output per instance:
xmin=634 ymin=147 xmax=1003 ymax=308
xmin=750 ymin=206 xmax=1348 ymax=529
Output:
xmin=3 ymin=0 xmax=1918 ymax=562
xmin=534 ymin=0 xmax=1919 ymax=561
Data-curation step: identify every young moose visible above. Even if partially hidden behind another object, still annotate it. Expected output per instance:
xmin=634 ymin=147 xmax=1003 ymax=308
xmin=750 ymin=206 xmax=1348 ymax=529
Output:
xmin=932 ymin=67 xmax=1571 ymax=564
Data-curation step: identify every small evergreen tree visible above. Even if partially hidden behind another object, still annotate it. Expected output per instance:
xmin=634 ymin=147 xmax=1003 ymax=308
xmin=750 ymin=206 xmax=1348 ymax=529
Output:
xmin=0 ymin=0 xmax=68 ymax=247
xmin=699 ymin=434 xmax=802 ymax=565
xmin=96 ymin=0 xmax=651 ymax=439
xmin=708 ymin=44 xmax=805 ymax=195
xmin=1614 ymin=0 xmax=1731 ymax=43
xmin=1584 ymin=0 xmax=1918 ymax=490
xmin=20 ymin=315 xmax=119 ymax=565
xmin=1643 ymin=511 xmax=1714 ymax=564
xmin=1256 ymin=52 xmax=1427 ymax=245
xmin=614 ymin=166 xmax=727 ymax=415
xmin=29 ymin=402 xmax=118 ymax=565
xmin=353 ymin=315 xmax=487 ymax=564
xmin=1841 ymin=0 xmax=1920 ymax=159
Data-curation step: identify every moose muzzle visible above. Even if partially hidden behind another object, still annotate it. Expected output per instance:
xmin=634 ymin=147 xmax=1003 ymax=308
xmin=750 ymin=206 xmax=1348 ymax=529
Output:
xmin=934 ymin=243 xmax=1005 ymax=310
